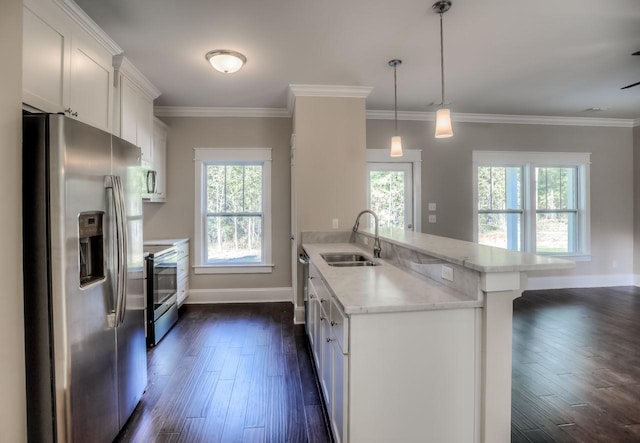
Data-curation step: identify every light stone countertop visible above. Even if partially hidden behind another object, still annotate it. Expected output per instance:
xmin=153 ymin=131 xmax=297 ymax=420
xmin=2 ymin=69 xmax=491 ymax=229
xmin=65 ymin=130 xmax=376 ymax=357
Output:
xmin=144 ymin=238 xmax=189 ymax=246
xmin=360 ymin=227 xmax=576 ymax=273
xmin=302 ymin=242 xmax=483 ymax=315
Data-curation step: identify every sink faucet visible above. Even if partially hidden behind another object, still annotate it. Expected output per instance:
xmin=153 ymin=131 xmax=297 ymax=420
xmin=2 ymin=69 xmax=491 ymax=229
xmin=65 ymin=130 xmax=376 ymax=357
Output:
xmin=352 ymin=209 xmax=381 ymax=258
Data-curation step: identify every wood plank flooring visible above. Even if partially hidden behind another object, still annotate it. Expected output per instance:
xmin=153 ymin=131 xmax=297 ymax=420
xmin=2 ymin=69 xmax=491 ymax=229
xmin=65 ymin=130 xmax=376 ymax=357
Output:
xmin=512 ymin=286 xmax=640 ymax=442
xmin=114 ymin=303 xmax=331 ymax=443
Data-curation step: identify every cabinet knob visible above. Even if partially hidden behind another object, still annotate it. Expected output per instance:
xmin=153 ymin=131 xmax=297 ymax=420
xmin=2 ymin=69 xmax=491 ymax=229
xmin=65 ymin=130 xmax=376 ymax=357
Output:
xmin=309 ymin=294 xmax=315 ymax=299
xmin=320 ymin=316 xmax=324 ymax=321
xmin=330 ymin=320 xmax=336 ymax=326
xmin=326 ymin=337 xmax=333 ymax=343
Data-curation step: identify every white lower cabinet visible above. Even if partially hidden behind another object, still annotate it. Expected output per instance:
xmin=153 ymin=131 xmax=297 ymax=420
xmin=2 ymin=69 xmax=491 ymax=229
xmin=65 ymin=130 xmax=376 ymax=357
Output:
xmin=307 ymin=259 xmax=478 ymax=443
xmin=308 ymin=263 xmax=349 ymax=443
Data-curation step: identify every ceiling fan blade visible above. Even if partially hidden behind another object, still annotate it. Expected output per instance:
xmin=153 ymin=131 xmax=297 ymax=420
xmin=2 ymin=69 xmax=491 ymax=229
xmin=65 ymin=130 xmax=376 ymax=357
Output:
xmin=621 ymin=81 xmax=640 ymax=90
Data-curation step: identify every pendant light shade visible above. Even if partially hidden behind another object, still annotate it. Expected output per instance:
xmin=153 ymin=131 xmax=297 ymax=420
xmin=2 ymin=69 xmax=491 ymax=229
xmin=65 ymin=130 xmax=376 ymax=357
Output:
xmin=205 ymin=49 xmax=247 ymax=73
xmin=390 ymin=136 xmax=403 ymax=157
xmin=389 ymin=59 xmax=403 ymax=157
xmin=435 ymin=108 xmax=453 ymax=138
xmin=433 ymin=1 xmax=453 ymax=138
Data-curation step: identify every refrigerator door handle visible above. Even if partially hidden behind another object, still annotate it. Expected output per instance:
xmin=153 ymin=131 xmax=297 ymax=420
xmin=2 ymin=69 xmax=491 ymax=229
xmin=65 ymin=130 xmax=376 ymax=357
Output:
xmin=105 ymin=175 xmax=128 ymax=327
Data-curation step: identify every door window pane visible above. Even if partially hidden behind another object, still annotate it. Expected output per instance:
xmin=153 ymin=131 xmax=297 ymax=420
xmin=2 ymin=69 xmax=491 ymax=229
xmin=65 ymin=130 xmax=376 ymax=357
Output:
xmin=369 ymin=170 xmax=406 ymax=229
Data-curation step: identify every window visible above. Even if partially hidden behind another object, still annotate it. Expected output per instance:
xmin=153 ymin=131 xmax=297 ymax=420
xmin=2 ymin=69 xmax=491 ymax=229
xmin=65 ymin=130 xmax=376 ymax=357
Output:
xmin=366 ymin=149 xmax=422 ymax=231
xmin=473 ymin=151 xmax=590 ymax=258
xmin=194 ymin=148 xmax=272 ymax=273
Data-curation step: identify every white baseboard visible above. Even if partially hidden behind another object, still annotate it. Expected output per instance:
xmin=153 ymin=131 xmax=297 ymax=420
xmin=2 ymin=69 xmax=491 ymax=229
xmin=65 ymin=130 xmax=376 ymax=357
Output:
xmin=294 ymin=307 xmax=306 ymax=324
xmin=526 ymin=273 xmax=636 ymax=291
xmin=186 ymin=287 xmax=293 ymax=304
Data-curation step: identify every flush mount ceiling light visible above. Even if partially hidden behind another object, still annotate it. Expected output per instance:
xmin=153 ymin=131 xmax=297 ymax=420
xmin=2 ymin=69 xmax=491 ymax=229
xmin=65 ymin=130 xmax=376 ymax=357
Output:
xmin=389 ymin=59 xmax=403 ymax=157
xmin=205 ymin=49 xmax=247 ymax=73
xmin=433 ymin=0 xmax=453 ymax=138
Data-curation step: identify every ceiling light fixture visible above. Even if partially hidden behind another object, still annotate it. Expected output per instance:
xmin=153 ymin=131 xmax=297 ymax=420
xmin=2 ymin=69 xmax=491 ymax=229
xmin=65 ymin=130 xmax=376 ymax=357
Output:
xmin=433 ymin=1 xmax=453 ymax=138
xmin=205 ymin=49 xmax=247 ymax=73
xmin=389 ymin=59 xmax=403 ymax=157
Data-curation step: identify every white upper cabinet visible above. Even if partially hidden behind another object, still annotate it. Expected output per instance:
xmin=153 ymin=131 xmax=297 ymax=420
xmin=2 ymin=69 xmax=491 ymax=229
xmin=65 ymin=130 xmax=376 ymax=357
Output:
xmin=151 ymin=117 xmax=168 ymax=201
xmin=22 ymin=0 xmax=119 ymax=133
xmin=113 ymin=55 xmax=161 ymax=164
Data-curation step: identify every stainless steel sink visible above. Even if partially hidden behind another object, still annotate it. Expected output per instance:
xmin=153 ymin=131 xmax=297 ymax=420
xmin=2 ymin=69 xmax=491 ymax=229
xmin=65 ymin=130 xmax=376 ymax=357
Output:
xmin=320 ymin=252 xmax=379 ymax=267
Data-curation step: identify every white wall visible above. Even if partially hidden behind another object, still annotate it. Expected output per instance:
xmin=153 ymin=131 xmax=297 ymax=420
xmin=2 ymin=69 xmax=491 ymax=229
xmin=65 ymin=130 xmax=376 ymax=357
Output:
xmin=0 ymin=0 xmax=27 ymax=440
xmin=368 ymin=119 xmax=635 ymax=288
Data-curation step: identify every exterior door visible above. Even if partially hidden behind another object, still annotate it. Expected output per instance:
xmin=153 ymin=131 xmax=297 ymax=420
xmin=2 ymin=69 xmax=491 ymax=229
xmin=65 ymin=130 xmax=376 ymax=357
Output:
xmin=366 ymin=162 xmax=414 ymax=230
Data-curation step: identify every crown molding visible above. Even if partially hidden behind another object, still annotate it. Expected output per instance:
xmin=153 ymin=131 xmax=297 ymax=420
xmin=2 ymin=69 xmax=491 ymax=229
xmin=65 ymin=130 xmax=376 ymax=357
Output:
xmin=367 ymin=110 xmax=636 ymax=128
xmin=53 ymin=0 xmax=122 ymax=56
xmin=287 ymin=84 xmax=373 ymax=115
xmin=113 ymin=55 xmax=162 ymax=99
xmin=152 ymin=106 xmax=638 ymax=127
xmin=154 ymin=106 xmax=290 ymax=118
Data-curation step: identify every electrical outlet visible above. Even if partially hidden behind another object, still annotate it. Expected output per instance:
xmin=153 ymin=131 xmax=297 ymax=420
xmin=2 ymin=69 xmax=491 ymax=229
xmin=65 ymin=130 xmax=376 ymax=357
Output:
xmin=441 ymin=265 xmax=454 ymax=282
xmin=332 ymin=218 xmax=339 ymax=229
xmin=428 ymin=214 xmax=437 ymax=223
xmin=428 ymin=202 xmax=437 ymax=211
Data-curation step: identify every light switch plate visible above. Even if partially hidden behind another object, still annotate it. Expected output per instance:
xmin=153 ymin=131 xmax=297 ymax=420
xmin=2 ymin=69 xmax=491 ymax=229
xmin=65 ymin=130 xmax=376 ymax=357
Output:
xmin=428 ymin=203 xmax=437 ymax=211
xmin=332 ymin=218 xmax=339 ymax=229
xmin=441 ymin=265 xmax=454 ymax=281
xmin=428 ymin=214 xmax=436 ymax=223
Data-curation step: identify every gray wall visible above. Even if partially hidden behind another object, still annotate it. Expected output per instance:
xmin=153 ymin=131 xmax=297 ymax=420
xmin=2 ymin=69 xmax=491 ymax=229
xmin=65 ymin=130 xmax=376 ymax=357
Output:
xmin=143 ymin=117 xmax=293 ymax=290
xmin=635 ymin=126 xmax=640 ymax=277
xmin=367 ymin=119 xmax=635 ymax=280
xmin=0 ymin=0 xmax=27 ymax=440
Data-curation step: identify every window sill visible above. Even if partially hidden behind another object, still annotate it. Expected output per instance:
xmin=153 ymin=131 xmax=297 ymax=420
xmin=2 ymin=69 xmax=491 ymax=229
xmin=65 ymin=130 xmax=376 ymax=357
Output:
xmin=194 ymin=264 xmax=274 ymax=274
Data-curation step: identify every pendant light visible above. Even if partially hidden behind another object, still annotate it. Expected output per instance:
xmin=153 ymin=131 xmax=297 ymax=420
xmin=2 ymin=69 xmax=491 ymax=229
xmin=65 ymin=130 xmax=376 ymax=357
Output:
xmin=433 ymin=1 xmax=453 ymax=138
xmin=389 ymin=59 xmax=403 ymax=157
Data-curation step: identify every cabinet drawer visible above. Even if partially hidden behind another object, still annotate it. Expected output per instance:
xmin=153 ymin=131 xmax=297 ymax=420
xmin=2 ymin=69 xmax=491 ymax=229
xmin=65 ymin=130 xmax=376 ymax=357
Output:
xmin=177 ymin=276 xmax=189 ymax=307
xmin=177 ymin=255 xmax=189 ymax=281
xmin=309 ymin=275 xmax=330 ymax=317
xmin=176 ymin=242 xmax=189 ymax=259
xmin=330 ymin=296 xmax=349 ymax=354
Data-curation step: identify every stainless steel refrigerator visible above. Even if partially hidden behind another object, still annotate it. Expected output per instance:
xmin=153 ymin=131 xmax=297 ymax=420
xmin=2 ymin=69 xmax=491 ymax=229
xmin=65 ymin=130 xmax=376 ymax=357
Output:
xmin=23 ymin=114 xmax=147 ymax=443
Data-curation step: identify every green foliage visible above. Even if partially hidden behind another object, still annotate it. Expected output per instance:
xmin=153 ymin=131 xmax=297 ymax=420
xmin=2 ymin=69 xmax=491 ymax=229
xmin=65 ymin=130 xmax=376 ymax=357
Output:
xmin=205 ymin=163 xmax=263 ymax=263
xmin=369 ymin=170 xmax=405 ymax=228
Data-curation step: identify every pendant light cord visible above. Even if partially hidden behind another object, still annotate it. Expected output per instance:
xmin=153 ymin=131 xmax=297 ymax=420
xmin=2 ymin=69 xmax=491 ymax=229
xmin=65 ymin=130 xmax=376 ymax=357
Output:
xmin=394 ymin=64 xmax=398 ymax=135
xmin=439 ymin=11 xmax=445 ymax=108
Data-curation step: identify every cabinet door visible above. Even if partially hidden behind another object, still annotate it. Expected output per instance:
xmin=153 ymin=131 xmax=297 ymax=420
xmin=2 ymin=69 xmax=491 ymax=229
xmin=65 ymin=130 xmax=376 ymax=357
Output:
xmin=332 ymin=345 xmax=348 ymax=443
xmin=152 ymin=121 xmax=167 ymax=198
xmin=119 ymin=77 xmax=138 ymax=145
xmin=320 ymin=307 xmax=332 ymax=409
xmin=69 ymin=36 xmax=113 ymax=132
xmin=22 ymin=3 xmax=70 ymax=113
xmin=137 ymin=94 xmax=153 ymax=161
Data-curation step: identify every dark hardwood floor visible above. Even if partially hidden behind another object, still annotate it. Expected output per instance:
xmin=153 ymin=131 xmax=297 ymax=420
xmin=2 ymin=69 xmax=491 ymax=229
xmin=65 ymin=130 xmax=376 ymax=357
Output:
xmin=115 ymin=303 xmax=331 ymax=443
xmin=115 ymin=287 xmax=640 ymax=443
xmin=512 ymin=286 xmax=640 ymax=442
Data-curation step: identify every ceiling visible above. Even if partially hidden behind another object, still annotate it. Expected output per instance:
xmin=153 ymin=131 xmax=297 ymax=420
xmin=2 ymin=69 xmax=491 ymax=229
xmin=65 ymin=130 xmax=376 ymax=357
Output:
xmin=74 ymin=0 xmax=640 ymax=119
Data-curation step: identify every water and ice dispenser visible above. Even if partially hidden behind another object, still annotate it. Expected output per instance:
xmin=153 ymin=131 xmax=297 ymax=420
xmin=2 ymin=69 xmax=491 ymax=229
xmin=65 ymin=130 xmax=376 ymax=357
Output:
xmin=78 ymin=212 xmax=104 ymax=287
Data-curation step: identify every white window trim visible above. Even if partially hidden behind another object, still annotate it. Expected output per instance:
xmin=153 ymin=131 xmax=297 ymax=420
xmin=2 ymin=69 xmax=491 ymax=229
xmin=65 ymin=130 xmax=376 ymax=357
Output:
xmin=193 ymin=147 xmax=273 ymax=274
xmin=366 ymin=149 xmax=422 ymax=231
xmin=472 ymin=150 xmax=591 ymax=259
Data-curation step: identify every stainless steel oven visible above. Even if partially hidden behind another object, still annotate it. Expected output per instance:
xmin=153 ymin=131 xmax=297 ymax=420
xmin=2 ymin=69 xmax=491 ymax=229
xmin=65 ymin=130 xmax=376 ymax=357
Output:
xmin=145 ymin=245 xmax=178 ymax=347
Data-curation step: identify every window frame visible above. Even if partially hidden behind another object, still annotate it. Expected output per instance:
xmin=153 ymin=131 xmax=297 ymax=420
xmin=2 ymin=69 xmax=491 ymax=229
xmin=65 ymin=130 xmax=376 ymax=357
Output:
xmin=194 ymin=148 xmax=273 ymax=274
xmin=473 ymin=151 xmax=591 ymax=259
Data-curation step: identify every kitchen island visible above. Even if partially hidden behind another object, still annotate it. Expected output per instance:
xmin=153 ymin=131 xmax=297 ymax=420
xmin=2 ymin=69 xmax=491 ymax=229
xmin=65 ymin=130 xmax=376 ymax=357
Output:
xmin=302 ymin=228 xmax=573 ymax=443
